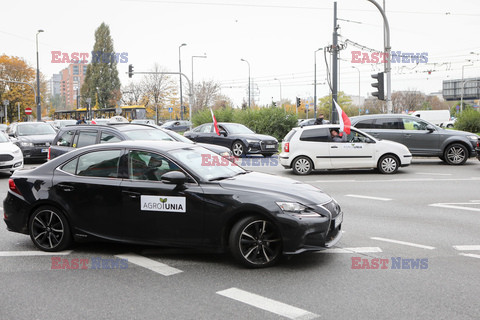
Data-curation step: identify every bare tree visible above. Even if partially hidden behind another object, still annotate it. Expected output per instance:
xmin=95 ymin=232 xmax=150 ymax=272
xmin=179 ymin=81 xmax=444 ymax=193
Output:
xmin=391 ymin=90 xmax=425 ymax=113
xmin=142 ymin=64 xmax=176 ymax=121
xmin=192 ymin=80 xmax=221 ymax=111
xmin=121 ymin=82 xmax=144 ymax=106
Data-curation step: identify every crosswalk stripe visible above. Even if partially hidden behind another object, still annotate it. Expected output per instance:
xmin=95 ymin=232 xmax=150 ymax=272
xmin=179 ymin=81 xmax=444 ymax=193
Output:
xmin=371 ymin=237 xmax=435 ymax=250
xmin=317 ymin=247 xmax=382 ymax=253
xmin=345 ymin=194 xmax=392 ymax=201
xmin=459 ymin=253 xmax=480 ymax=259
xmin=453 ymin=245 xmax=480 ymax=251
xmin=0 ymin=250 xmax=72 ymax=257
xmin=217 ymin=288 xmax=319 ymax=320
xmin=115 ymin=253 xmax=182 ymax=276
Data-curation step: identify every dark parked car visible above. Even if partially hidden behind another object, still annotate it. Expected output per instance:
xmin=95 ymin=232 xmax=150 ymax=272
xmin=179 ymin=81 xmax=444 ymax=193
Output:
xmin=49 ymin=123 xmax=231 ymax=160
xmin=6 ymin=122 xmax=57 ymax=160
xmin=4 ymin=141 xmax=343 ymax=268
xmin=350 ymin=114 xmax=479 ymax=165
xmin=184 ymin=122 xmax=278 ymax=157
xmin=160 ymin=120 xmax=191 ymax=132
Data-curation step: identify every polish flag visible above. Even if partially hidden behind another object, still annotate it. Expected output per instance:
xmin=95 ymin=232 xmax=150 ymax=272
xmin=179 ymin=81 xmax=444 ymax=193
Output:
xmin=210 ymin=108 xmax=220 ymax=135
xmin=91 ymin=119 xmax=96 ymax=124
xmin=334 ymin=99 xmax=351 ymax=135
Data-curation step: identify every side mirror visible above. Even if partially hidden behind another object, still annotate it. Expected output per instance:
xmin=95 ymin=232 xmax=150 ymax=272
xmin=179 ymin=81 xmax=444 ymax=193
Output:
xmin=8 ymin=132 xmax=15 ymax=137
xmin=161 ymin=171 xmax=188 ymax=185
xmin=219 ymin=130 xmax=227 ymax=137
xmin=426 ymin=124 xmax=435 ymax=132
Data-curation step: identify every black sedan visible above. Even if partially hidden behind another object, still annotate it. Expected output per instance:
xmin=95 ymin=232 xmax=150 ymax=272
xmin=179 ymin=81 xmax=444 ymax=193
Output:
xmin=6 ymin=122 xmax=57 ymax=160
xmin=184 ymin=122 xmax=278 ymax=157
xmin=4 ymin=141 xmax=343 ymax=268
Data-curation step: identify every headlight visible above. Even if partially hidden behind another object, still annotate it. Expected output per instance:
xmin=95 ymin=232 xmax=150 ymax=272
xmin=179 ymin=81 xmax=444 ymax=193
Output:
xmin=246 ymin=139 xmax=260 ymax=144
xmin=20 ymin=142 xmax=33 ymax=147
xmin=467 ymin=135 xmax=479 ymax=141
xmin=220 ymin=151 xmax=232 ymax=157
xmin=13 ymin=148 xmax=21 ymax=154
xmin=276 ymin=201 xmax=321 ymax=217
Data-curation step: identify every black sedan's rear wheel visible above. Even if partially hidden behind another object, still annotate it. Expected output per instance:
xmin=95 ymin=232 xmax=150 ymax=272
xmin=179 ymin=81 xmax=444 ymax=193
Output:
xmin=232 ymin=141 xmax=246 ymax=157
xmin=229 ymin=216 xmax=282 ymax=268
xmin=292 ymin=156 xmax=313 ymax=175
xmin=443 ymin=143 xmax=468 ymax=165
xmin=29 ymin=206 xmax=71 ymax=252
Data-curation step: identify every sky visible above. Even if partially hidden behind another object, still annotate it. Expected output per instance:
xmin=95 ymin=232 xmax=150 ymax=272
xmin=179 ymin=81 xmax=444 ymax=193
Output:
xmin=1 ymin=0 xmax=480 ymax=107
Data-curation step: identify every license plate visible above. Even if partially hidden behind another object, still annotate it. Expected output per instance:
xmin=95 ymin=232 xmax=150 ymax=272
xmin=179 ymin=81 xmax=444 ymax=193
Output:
xmin=265 ymin=144 xmax=275 ymax=148
xmin=334 ymin=212 xmax=343 ymax=229
xmin=41 ymin=148 xmax=48 ymax=153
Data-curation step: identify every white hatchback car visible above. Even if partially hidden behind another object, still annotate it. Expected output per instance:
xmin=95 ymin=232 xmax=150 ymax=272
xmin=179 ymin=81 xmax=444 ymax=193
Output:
xmin=280 ymin=124 xmax=412 ymax=175
xmin=0 ymin=132 xmax=23 ymax=173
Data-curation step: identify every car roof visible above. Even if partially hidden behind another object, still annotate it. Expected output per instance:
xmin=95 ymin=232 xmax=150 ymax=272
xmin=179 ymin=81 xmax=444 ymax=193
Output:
xmin=61 ymin=123 xmax=157 ymax=132
xmin=294 ymin=124 xmax=343 ymax=131
xmin=350 ymin=114 xmax=419 ymax=121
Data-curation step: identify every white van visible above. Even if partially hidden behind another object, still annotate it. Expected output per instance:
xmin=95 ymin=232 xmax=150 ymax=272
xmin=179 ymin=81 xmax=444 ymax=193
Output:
xmin=411 ymin=110 xmax=450 ymax=126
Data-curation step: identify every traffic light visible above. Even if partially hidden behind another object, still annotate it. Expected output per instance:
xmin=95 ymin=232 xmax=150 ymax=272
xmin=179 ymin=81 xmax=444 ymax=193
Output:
xmin=296 ymin=97 xmax=301 ymax=108
xmin=272 ymin=101 xmax=276 ymax=107
xmin=128 ymin=64 xmax=134 ymax=78
xmin=371 ymin=72 xmax=385 ymax=101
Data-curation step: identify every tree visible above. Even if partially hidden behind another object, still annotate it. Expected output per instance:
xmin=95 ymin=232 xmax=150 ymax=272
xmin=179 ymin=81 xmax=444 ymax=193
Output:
xmin=121 ymin=82 xmax=144 ymax=106
xmin=81 ymin=23 xmax=121 ymax=108
xmin=391 ymin=90 xmax=425 ymax=113
xmin=317 ymin=91 xmax=353 ymax=119
xmin=0 ymin=55 xmax=38 ymax=122
xmin=141 ymin=64 xmax=177 ymax=121
xmin=192 ymin=80 xmax=221 ymax=111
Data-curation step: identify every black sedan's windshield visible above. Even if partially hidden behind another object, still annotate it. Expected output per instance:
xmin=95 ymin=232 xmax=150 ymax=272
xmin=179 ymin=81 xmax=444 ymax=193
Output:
xmin=17 ymin=123 xmax=56 ymax=136
xmin=223 ymin=123 xmax=255 ymax=134
xmin=170 ymin=147 xmax=244 ymax=181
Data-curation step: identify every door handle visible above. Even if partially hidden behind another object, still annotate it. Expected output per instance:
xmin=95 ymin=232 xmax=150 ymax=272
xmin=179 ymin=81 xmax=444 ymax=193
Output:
xmin=404 ymin=134 xmax=411 ymax=137
xmin=331 ymin=146 xmax=338 ymax=149
xmin=57 ymin=183 xmax=74 ymax=192
xmin=122 ymin=190 xmax=140 ymax=199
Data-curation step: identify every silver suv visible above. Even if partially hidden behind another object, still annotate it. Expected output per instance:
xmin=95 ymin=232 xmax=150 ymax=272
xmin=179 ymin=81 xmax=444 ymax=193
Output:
xmin=350 ymin=114 xmax=479 ymax=165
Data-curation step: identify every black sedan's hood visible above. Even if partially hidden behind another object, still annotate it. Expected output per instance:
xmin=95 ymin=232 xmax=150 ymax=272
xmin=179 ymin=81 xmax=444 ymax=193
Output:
xmin=218 ymin=171 xmax=331 ymax=205
xmin=237 ymin=133 xmax=277 ymax=142
xmin=17 ymin=134 xmax=56 ymax=143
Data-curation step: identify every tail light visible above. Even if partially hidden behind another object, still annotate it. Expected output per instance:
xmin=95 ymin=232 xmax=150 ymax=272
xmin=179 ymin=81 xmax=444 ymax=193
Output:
xmin=284 ymin=142 xmax=290 ymax=153
xmin=8 ymin=179 xmax=22 ymax=196
xmin=48 ymin=147 xmax=51 ymax=160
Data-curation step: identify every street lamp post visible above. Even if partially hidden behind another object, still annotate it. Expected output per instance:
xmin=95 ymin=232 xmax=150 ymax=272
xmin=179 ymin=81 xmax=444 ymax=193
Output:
xmin=274 ymin=78 xmax=283 ymax=112
xmin=36 ymin=29 xmax=44 ymax=121
xmin=314 ymin=48 xmax=322 ymax=119
xmin=191 ymin=54 xmax=207 ymax=113
xmin=178 ymin=43 xmax=187 ymax=120
xmin=352 ymin=66 xmax=361 ymax=115
xmin=241 ymin=58 xmax=251 ymax=108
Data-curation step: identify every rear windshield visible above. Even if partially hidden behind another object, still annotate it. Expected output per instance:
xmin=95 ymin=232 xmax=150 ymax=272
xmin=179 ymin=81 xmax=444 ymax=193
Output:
xmin=123 ymin=129 xmax=175 ymax=141
xmin=283 ymin=129 xmax=297 ymax=142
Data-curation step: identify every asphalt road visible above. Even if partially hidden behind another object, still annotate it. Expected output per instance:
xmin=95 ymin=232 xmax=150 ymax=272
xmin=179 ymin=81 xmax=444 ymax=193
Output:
xmin=1 ymin=157 xmax=479 ymax=320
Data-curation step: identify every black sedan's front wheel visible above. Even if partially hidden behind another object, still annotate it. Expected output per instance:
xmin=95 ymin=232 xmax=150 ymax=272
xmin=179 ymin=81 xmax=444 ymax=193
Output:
xmin=29 ymin=206 xmax=72 ymax=252
xmin=443 ymin=143 xmax=468 ymax=165
xmin=231 ymin=140 xmax=246 ymax=157
xmin=229 ymin=216 xmax=282 ymax=268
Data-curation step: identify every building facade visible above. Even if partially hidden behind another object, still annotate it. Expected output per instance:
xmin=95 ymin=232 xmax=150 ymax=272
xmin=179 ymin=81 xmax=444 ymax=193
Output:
xmin=59 ymin=62 xmax=88 ymax=109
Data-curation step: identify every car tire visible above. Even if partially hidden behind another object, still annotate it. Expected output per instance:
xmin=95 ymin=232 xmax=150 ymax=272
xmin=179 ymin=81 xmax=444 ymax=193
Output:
xmin=231 ymin=141 xmax=246 ymax=157
xmin=377 ymin=154 xmax=399 ymax=174
xmin=443 ymin=143 xmax=468 ymax=165
xmin=262 ymin=153 xmax=273 ymax=157
xmin=292 ymin=156 xmax=313 ymax=175
xmin=229 ymin=216 xmax=282 ymax=268
xmin=29 ymin=206 xmax=72 ymax=252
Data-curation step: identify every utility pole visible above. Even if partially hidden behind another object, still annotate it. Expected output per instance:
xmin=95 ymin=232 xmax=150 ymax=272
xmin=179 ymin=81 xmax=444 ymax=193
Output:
xmin=331 ymin=1 xmax=339 ymax=123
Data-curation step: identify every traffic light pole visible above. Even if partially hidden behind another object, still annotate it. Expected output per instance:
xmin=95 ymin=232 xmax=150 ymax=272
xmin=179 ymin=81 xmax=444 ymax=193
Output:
xmin=367 ymin=0 xmax=392 ymax=113
xmin=331 ymin=1 xmax=339 ymax=124
xmin=127 ymin=71 xmax=194 ymax=130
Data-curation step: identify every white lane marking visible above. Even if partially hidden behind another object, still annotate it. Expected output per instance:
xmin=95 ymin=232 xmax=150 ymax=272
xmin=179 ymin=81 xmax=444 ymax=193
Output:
xmin=429 ymin=203 xmax=480 ymax=212
xmin=217 ymin=287 xmax=319 ymax=320
xmin=416 ymin=172 xmax=452 ymax=176
xmin=315 ymin=177 xmax=480 ymax=183
xmin=0 ymin=250 xmax=72 ymax=257
xmin=345 ymin=194 xmax=392 ymax=201
xmin=370 ymin=237 xmax=435 ymax=250
xmin=453 ymin=245 xmax=480 ymax=251
xmin=115 ymin=253 xmax=182 ymax=276
xmin=459 ymin=253 xmax=480 ymax=259
xmin=317 ymin=247 xmax=382 ymax=254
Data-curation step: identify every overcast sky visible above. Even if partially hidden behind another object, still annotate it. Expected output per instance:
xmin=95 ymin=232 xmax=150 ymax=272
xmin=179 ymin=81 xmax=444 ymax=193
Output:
xmin=2 ymin=0 xmax=480 ymax=106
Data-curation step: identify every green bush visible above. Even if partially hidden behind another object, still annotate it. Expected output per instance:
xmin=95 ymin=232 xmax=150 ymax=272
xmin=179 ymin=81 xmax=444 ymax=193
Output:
xmin=192 ymin=107 xmax=298 ymax=141
xmin=455 ymin=109 xmax=480 ymax=133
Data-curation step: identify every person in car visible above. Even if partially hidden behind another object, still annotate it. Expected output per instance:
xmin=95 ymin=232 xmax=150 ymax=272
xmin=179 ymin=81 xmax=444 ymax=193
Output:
xmin=330 ymin=129 xmax=344 ymax=142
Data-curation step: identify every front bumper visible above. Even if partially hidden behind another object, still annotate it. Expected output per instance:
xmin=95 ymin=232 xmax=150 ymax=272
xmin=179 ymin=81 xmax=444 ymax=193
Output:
xmin=20 ymin=146 xmax=50 ymax=159
xmin=0 ymin=154 xmax=23 ymax=172
xmin=246 ymin=141 xmax=278 ymax=155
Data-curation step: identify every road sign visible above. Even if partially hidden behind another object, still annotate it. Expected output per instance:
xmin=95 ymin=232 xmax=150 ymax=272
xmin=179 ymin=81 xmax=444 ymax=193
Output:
xmin=25 ymin=107 xmax=32 ymax=115
xmin=168 ymin=107 xmax=173 ymax=113
xmin=3 ymin=100 xmax=9 ymax=106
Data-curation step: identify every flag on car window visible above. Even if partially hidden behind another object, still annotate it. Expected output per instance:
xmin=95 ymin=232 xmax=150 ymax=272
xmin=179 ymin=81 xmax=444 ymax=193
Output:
xmin=210 ymin=108 xmax=220 ymax=136
xmin=333 ymin=100 xmax=351 ymax=134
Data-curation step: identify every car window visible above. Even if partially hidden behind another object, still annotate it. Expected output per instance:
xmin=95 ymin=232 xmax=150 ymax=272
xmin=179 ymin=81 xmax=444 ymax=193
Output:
xmin=123 ymin=129 xmax=174 ymax=141
xmin=353 ymin=119 xmax=375 ymax=129
xmin=72 ymin=150 xmax=122 ymax=178
xmin=283 ymin=129 xmax=297 ymax=142
xmin=74 ymin=131 xmax=98 ymax=148
xmin=100 ymin=132 xmax=122 ymax=143
xmin=200 ymin=124 xmax=212 ymax=133
xmin=223 ymin=123 xmax=254 ymax=134
xmin=17 ymin=123 xmax=57 ymax=136
xmin=299 ymin=128 xmax=329 ymax=142
xmin=128 ymin=150 xmax=180 ymax=181
xmin=56 ymin=130 xmax=75 ymax=147
xmin=403 ymin=118 xmax=429 ymax=130
xmin=347 ymin=130 xmax=371 ymax=143
xmin=373 ymin=118 xmax=403 ymax=129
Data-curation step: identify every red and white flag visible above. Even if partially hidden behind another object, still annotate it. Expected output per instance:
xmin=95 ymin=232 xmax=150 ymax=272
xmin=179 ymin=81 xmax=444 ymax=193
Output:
xmin=210 ymin=108 xmax=220 ymax=136
xmin=333 ymin=99 xmax=351 ymax=135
